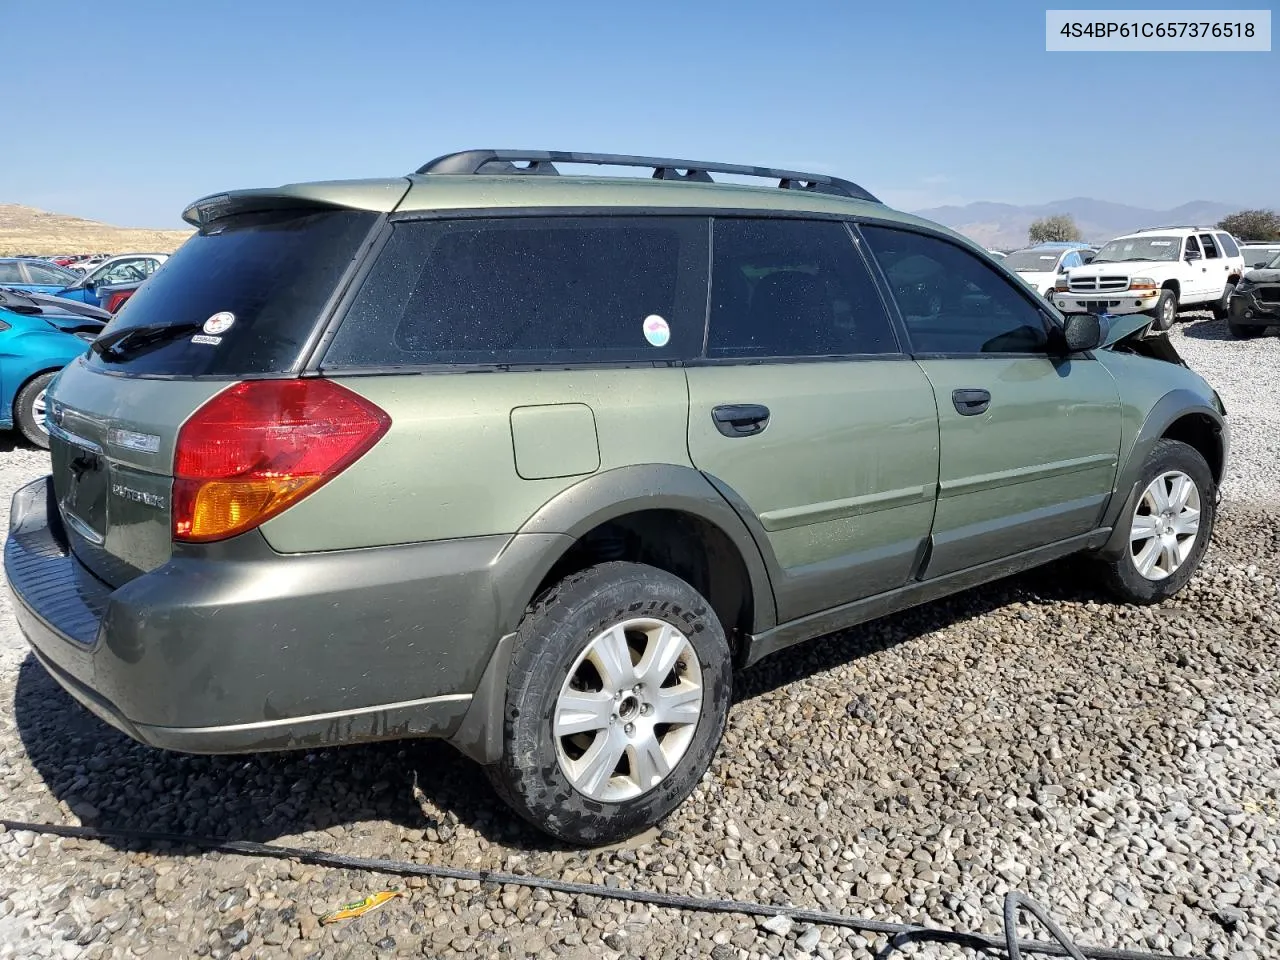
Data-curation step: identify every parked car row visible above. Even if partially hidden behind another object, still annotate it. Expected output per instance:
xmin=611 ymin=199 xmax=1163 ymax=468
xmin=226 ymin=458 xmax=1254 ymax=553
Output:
xmin=0 ymin=289 xmax=109 ymax=447
xmin=1001 ymin=241 xmax=1098 ymax=297
xmin=0 ymin=253 xmax=167 ymax=307
xmin=1046 ymin=226 xmax=1257 ymax=335
xmin=0 ymin=252 xmax=170 ymax=447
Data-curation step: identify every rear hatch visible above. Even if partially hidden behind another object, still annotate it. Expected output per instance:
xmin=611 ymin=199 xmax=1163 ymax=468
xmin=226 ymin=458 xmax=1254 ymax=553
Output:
xmin=47 ymin=199 xmax=391 ymax=588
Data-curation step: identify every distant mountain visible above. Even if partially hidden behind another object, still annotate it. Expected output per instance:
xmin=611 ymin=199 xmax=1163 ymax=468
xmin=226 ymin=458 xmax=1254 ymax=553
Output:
xmin=912 ymin=198 xmax=1246 ymax=251
xmin=0 ymin=203 xmax=192 ymax=257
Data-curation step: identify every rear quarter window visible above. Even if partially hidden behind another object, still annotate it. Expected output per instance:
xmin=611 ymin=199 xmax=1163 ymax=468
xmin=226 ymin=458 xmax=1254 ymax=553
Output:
xmin=322 ymin=216 xmax=709 ymax=369
xmin=85 ymin=208 xmax=377 ymax=377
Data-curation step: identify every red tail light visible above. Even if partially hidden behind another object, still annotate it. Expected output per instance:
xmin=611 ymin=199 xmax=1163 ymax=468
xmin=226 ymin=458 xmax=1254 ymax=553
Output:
xmin=173 ymin=379 xmax=390 ymax=543
xmin=104 ymin=290 xmax=134 ymax=313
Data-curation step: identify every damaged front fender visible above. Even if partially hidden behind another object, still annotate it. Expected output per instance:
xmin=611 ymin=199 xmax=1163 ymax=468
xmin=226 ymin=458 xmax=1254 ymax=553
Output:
xmin=1099 ymin=314 xmax=1188 ymax=367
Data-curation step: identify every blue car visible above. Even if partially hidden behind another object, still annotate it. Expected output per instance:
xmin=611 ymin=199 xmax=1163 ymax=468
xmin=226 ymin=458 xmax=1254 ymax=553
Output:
xmin=0 ymin=258 xmax=83 ymax=295
xmin=0 ymin=289 xmax=108 ymax=448
xmin=1 ymin=255 xmax=168 ymax=307
xmin=50 ymin=254 xmax=168 ymax=307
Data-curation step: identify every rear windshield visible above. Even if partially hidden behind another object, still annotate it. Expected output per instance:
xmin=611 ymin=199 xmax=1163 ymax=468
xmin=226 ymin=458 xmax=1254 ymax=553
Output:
xmin=85 ymin=208 xmax=377 ymax=376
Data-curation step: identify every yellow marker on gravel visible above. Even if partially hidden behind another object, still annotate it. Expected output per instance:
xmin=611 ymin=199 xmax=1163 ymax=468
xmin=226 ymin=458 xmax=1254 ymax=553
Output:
xmin=320 ymin=891 xmax=402 ymax=925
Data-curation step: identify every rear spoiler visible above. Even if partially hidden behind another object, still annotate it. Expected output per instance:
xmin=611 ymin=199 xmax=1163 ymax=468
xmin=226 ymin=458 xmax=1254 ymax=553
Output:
xmin=182 ymin=179 xmax=413 ymax=228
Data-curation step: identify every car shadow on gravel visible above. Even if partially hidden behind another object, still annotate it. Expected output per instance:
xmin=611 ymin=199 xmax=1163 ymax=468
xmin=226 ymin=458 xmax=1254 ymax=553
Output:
xmin=1180 ymin=317 xmax=1278 ymax=341
xmin=733 ymin=559 xmax=1096 ymax=703
xmin=1179 ymin=318 xmax=1232 ymax=341
xmin=11 ymin=561 xmax=1098 ymax=854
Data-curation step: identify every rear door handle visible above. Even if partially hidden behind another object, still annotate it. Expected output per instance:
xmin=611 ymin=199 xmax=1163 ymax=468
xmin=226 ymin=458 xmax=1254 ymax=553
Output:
xmin=952 ymin=388 xmax=991 ymax=416
xmin=712 ymin=403 xmax=771 ymax=437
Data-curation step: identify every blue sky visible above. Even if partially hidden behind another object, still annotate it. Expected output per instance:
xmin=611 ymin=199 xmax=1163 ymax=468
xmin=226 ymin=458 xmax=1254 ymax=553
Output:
xmin=5 ymin=0 xmax=1276 ymax=227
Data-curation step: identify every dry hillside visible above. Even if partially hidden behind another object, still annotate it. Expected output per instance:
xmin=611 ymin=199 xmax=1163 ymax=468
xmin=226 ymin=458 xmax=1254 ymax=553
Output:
xmin=0 ymin=204 xmax=192 ymax=257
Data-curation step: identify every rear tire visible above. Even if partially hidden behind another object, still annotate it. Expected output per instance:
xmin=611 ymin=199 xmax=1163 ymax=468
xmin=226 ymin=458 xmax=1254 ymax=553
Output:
xmin=1212 ymin=283 xmax=1234 ymax=321
xmin=487 ymin=562 xmax=732 ymax=846
xmin=1097 ymin=439 xmax=1215 ymax=605
xmin=14 ymin=372 xmax=55 ymax=450
xmin=1148 ymin=290 xmax=1178 ymax=331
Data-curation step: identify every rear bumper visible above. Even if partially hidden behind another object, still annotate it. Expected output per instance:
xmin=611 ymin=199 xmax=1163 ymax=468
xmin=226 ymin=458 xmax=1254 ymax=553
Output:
xmin=4 ymin=476 xmax=558 ymax=755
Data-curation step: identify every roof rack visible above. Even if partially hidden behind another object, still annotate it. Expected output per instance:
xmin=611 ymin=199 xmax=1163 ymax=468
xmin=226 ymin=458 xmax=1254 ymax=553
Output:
xmin=1140 ymin=225 xmax=1222 ymax=232
xmin=414 ymin=150 xmax=880 ymax=203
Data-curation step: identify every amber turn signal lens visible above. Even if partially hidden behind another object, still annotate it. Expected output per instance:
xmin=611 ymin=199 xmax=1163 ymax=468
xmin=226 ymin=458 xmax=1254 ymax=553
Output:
xmin=172 ymin=379 xmax=391 ymax=543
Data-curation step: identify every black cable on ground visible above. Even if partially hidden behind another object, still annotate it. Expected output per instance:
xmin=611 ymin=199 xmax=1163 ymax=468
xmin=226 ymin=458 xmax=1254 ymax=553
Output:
xmin=1 ymin=818 xmax=1198 ymax=960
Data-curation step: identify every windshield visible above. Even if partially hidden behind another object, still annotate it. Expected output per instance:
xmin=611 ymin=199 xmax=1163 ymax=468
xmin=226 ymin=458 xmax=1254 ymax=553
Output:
xmin=84 ymin=207 xmax=377 ymax=376
xmin=1265 ymin=252 xmax=1280 ymax=270
xmin=1092 ymin=236 xmax=1182 ymax=263
xmin=1243 ymin=246 xmax=1280 ymax=268
xmin=1003 ymin=249 xmax=1063 ymax=272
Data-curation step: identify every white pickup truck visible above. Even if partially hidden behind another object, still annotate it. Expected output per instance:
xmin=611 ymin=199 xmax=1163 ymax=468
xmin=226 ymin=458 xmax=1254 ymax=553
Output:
xmin=1052 ymin=226 xmax=1245 ymax=330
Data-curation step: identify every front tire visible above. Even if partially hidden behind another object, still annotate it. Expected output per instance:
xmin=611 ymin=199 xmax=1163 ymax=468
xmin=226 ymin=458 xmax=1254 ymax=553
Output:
xmin=14 ymin=372 xmax=55 ymax=449
xmin=1148 ymin=289 xmax=1178 ymax=331
xmin=487 ymin=562 xmax=732 ymax=846
xmin=1212 ymin=283 xmax=1234 ymax=321
xmin=1098 ymin=439 xmax=1216 ymax=604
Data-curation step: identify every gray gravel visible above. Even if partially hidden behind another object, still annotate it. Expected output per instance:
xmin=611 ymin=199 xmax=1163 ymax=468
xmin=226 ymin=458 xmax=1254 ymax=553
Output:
xmin=1 ymin=313 xmax=1277 ymax=959
xmin=1165 ymin=314 xmax=1280 ymax=505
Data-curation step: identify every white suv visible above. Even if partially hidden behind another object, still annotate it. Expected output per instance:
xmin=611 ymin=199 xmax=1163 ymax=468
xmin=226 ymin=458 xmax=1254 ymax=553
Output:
xmin=1052 ymin=227 xmax=1244 ymax=330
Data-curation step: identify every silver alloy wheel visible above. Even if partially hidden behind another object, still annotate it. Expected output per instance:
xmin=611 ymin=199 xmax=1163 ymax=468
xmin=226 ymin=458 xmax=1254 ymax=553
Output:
xmin=1160 ymin=294 xmax=1176 ymax=327
xmin=31 ymin=389 xmax=48 ymax=435
xmin=554 ymin=617 xmax=704 ymax=803
xmin=1129 ymin=470 xmax=1201 ymax=581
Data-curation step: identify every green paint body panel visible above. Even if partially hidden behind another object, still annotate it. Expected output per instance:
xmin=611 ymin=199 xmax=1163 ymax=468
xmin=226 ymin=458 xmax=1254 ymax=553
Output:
xmin=259 ymin=368 xmax=691 ymax=551
xmin=685 ymin=360 xmax=938 ymax=622
xmin=510 ymin=403 xmax=600 ymax=480
xmin=1093 ymin=348 xmax=1221 ymax=476
xmin=915 ymin=356 xmax=1122 ymax=577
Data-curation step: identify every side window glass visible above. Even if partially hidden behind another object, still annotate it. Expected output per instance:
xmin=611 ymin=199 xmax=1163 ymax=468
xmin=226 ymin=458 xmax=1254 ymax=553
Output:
xmin=324 ymin=217 xmax=708 ymax=367
xmin=1185 ymin=236 xmax=1202 ymax=257
xmin=102 ymin=259 xmax=150 ymax=284
xmin=1217 ymin=233 xmax=1240 ymax=257
xmin=707 ymin=219 xmax=897 ymax=358
xmin=861 ymin=225 xmax=1050 ymax=355
xmin=25 ymin=263 xmax=71 ymax=284
xmin=1199 ymin=234 xmax=1220 ymax=258
xmin=0 ymin=263 xmax=24 ymax=284
xmin=1062 ymin=252 xmax=1081 ymax=269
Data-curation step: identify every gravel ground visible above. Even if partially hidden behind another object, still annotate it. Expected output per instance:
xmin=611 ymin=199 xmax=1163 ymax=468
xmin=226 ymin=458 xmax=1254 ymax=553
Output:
xmin=0 ymin=312 xmax=1277 ymax=960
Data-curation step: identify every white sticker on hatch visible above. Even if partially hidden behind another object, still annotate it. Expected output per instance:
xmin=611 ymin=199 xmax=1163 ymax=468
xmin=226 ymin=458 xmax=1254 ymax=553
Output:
xmin=204 ymin=311 xmax=236 ymax=335
xmin=191 ymin=334 xmax=222 ymax=345
xmin=642 ymin=314 xmax=670 ymax=347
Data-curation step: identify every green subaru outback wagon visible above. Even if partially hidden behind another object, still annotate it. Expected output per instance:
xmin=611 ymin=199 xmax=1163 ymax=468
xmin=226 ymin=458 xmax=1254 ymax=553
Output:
xmin=5 ymin=150 xmax=1228 ymax=845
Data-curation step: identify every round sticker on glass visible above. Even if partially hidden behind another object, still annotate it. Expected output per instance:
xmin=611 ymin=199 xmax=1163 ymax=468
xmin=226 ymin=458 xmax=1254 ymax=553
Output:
xmin=203 ymin=312 xmax=236 ymax=335
xmin=642 ymin=314 xmax=670 ymax=348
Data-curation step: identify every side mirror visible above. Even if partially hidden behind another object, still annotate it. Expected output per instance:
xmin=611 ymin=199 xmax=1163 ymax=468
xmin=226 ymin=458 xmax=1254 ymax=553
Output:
xmin=1185 ymin=249 xmax=1202 ymax=262
xmin=1058 ymin=312 xmax=1103 ymax=353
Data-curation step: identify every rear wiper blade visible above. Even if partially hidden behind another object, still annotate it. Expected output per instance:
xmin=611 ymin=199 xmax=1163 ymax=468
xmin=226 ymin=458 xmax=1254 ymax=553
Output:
xmin=91 ymin=322 xmax=200 ymax=360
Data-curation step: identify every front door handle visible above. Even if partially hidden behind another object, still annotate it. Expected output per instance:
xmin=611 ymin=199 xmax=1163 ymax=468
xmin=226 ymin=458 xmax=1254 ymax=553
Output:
xmin=952 ymin=388 xmax=991 ymax=416
xmin=712 ymin=403 xmax=771 ymax=437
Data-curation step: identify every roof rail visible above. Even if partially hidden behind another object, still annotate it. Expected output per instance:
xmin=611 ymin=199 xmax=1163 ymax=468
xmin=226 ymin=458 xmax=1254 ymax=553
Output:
xmin=413 ymin=150 xmax=880 ymax=203
xmin=1141 ymin=224 xmax=1221 ymax=232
